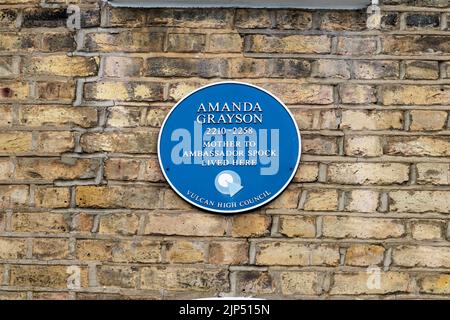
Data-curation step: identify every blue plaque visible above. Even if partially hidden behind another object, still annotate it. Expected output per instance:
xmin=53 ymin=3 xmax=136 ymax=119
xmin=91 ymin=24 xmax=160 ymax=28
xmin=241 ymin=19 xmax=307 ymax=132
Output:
xmin=158 ymin=81 xmax=301 ymax=213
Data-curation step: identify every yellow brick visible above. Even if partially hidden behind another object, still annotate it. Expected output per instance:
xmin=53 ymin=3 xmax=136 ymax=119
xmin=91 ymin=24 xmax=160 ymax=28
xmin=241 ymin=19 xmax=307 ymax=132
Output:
xmin=322 ymin=216 xmax=405 ymax=239
xmin=231 ymin=214 xmax=270 ymax=237
xmin=279 ymin=216 xmax=316 ymax=237
xmin=19 ymin=106 xmax=97 ymax=128
xmin=0 ymin=132 xmax=33 ymax=153
xmin=331 ymin=272 xmax=411 ymax=295
xmin=304 ymin=190 xmax=338 ymax=211
xmin=346 ymin=244 xmax=385 ymax=266
xmin=25 ymin=55 xmax=98 ymax=76
xmin=410 ymin=110 xmax=447 ymax=131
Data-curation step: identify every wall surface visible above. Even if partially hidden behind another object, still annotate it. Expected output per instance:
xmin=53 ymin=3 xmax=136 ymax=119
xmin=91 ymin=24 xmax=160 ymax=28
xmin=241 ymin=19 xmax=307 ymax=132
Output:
xmin=0 ymin=0 xmax=450 ymax=300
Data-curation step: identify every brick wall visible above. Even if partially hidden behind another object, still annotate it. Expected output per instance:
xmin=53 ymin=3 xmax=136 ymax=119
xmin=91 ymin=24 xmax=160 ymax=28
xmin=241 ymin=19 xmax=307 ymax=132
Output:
xmin=0 ymin=0 xmax=450 ymax=299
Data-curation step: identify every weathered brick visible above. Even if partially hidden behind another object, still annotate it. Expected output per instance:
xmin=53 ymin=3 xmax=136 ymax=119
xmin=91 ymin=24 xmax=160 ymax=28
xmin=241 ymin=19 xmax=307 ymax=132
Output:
xmin=345 ymin=190 xmax=379 ymax=213
xmin=141 ymin=266 xmax=229 ymax=292
xmin=235 ymin=271 xmax=276 ymax=294
xmin=0 ymin=56 xmax=18 ymax=78
xmin=339 ymin=85 xmax=377 ymax=104
xmin=41 ymin=32 xmax=76 ymax=52
xmin=0 ymin=185 xmax=28 ymax=209
xmin=385 ymin=136 xmax=450 ymax=156
xmin=410 ymin=110 xmax=447 ymax=131
xmin=83 ymin=31 xmax=164 ymax=52
xmin=293 ymin=163 xmax=319 ymax=182
xmin=36 ymin=132 xmax=75 ymax=153
xmin=336 ymin=37 xmax=378 ymax=55
xmin=15 ymin=158 xmax=99 ymax=181
xmin=11 ymin=212 xmax=69 ymax=233
xmin=168 ymin=81 xmax=213 ymax=101
xmin=81 ymin=130 xmax=158 ymax=154
xmin=0 ymin=0 xmax=41 ymax=3
xmin=106 ymin=106 xmax=141 ymax=128
xmin=405 ymin=13 xmax=440 ymax=29
xmin=381 ymin=12 xmax=399 ymax=30
xmin=76 ymin=185 xmax=160 ymax=209
xmin=0 ymin=81 xmax=29 ymax=101
xmin=393 ymin=246 xmax=450 ymax=268
xmin=235 ymin=9 xmax=271 ymax=28
xmin=97 ymin=265 xmax=138 ymax=289
xmin=166 ymin=240 xmax=206 ymax=263
xmin=0 ymin=132 xmax=33 ymax=153
xmin=304 ymin=190 xmax=338 ymax=211
xmin=246 ymin=35 xmax=331 ymax=54
xmin=411 ymin=220 xmax=443 ymax=240
xmin=162 ymin=188 xmax=192 ymax=209
xmin=274 ymin=10 xmax=312 ymax=30
xmin=417 ymin=163 xmax=450 ymax=185
xmin=9 ymin=265 xmax=88 ymax=289
xmin=32 ymin=238 xmax=70 ymax=260
xmin=279 ymin=216 xmax=316 ymax=238
xmin=266 ymin=187 xmax=300 ymax=209
xmin=0 ymin=9 xmax=18 ymax=28
xmin=389 ymin=190 xmax=450 ymax=213
xmin=24 ymin=55 xmax=98 ymax=77
xmin=416 ymin=0 xmax=448 ymax=7
xmin=72 ymin=213 xmax=94 ymax=234
xmin=144 ymin=9 xmax=233 ymax=28
xmin=256 ymin=242 xmax=339 ymax=266
xmin=105 ymin=157 xmax=164 ymax=182
xmin=320 ymin=110 xmax=341 ymax=129
xmin=32 ymin=292 xmax=71 ymax=300
xmin=0 ymin=291 xmax=27 ymax=300
xmin=290 ymin=108 xmax=316 ymax=130
xmin=231 ymin=214 xmax=270 ymax=237
xmin=311 ymin=60 xmax=350 ymax=79
xmin=108 ymin=8 xmax=145 ymax=27
xmin=167 ymin=33 xmax=205 ymax=52
xmin=419 ymin=274 xmax=450 ymax=294
xmin=208 ymin=33 xmax=242 ymax=52
xmin=322 ymin=216 xmax=405 ymax=239
xmin=0 ymin=238 xmax=27 ymax=259
xmin=19 ymin=106 xmax=97 ymax=128
xmin=0 ymin=158 xmax=13 ymax=180
xmin=256 ymin=58 xmax=311 ymax=78
xmin=209 ymin=241 xmax=248 ymax=265
xmin=345 ymin=136 xmax=383 ymax=157
xmin=36 ymin=81 xmax=75 ymax=101
xmin=98 ymin=213 xmax=140 ymax=235
xmin=79 ymin=10 xmax=100 ymax=28
xmin=145 ymin=107 xmax=168 ymax=127
xmin=341 ymin=110 xmax=403 ymax=130
xmin=328 ymin=163 xmax=409 ymax=185
xmin=143 ymin=212 xmax=226 ymax=236
xmin=302 ymin=136 xmax=338 ymax=155
xmin=280 ymin=272 xmax=320 ymax=295
xmin=330 ymin=272 xmax=411 ymax=295
xmin=103 ymin=56 xmax=143 ymax=77
xmin=320 ymin=10 xmax=366 ymax=31
xmin=35 ymin=186 xmax=70 ymax=208
xmin=0 ymin=106 xmax=13 ymax=126
xmin=76 ymin=239 xmax=161 ymax=263
xmin=22 ymin=8 xmax=67 ymax=28
xmin=84 ymin=81 xmax=163 ymax=102
xmin=353 ymin=60 xmax=399 ymax=79
xmin=404 ymin=61 xmax=439 ymax=80
xmin=346 ymin=244 xmax=385 ymax=266
xmin=146 ymin=57 xmax=225 ymax=78
xmin=383 ymin=36 xmax=450 ymax=55
xmin=104 ymin=158 xmax=140 ymax=180
xmin=261 ymin=83 xmax=333 ymax=105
